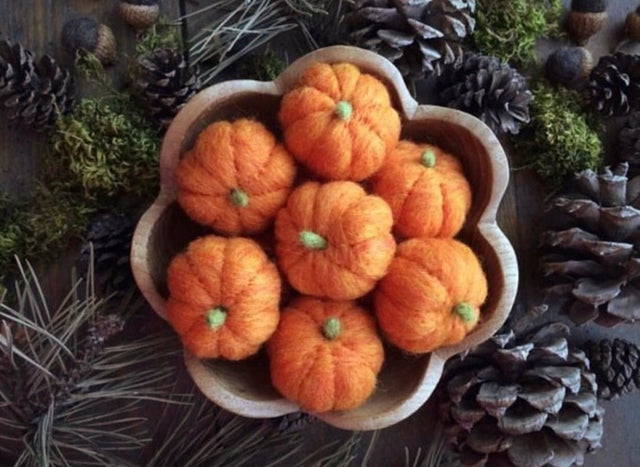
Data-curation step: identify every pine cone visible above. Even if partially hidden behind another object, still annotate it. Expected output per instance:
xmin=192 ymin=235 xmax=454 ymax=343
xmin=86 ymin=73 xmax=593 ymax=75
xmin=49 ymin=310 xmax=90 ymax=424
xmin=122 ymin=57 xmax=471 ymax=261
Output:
xmin=0 ymin=40 xmax=75 ymax=129
xmin=619 ymin=112 xmax=640 ymax=173
xmin=541 ymin=163 xmax=640 ymax=326
xmin=435 ymin=52 xmax=532 ymax=136
xmin=79 ymin=212 xmax=136 ymax=295
xmin=348 ymin=0 xmax=476 ymax=77
xmin=583 ymin=338 xmax=640 ymax=400
xmin=135 ymin=48 xmax=201 ymax=128
xmin=588 ymin=52 xmax=640 ymax=117
xmin=440 ymin=323 xmax=604 ymax=467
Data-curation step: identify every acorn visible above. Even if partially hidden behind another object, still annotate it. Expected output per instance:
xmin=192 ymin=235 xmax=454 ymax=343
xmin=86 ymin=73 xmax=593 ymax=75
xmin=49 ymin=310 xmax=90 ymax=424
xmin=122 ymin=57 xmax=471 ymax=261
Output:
xmin=119 ymin=0 xmax=159 ymax=32
xmin=545 ymin=46 xmax=594 ymax=88
xmin=626 ymin=6 xmax=640 ymax=42
xmin=62 ymin=17 xmax=117 ymax=66
xmin=566 ymin=0 xmax=608 ymax=45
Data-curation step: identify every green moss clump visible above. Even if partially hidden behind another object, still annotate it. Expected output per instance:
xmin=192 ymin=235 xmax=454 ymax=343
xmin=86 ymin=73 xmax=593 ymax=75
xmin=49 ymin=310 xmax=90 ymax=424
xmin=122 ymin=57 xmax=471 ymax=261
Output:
xmin=513 ymin=82 xmax=603 ymax=187
xmin=240 ymin=49 xmax=286 ymax=81
xmin=49 ymin=97 xmax=160 ymax=200
xmin=473 ymin=0 xmax=564 ymax=65
xmin=135 ymin=18 xmax=182 ymax=57
xmin=0 ymin=187 xmax=95 ymax=285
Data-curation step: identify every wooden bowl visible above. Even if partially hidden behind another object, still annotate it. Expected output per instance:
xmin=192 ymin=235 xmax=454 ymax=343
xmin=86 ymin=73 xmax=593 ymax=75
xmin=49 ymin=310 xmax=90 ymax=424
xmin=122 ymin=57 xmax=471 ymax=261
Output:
xmin=131 ymin=46 xmax=518 ymax=430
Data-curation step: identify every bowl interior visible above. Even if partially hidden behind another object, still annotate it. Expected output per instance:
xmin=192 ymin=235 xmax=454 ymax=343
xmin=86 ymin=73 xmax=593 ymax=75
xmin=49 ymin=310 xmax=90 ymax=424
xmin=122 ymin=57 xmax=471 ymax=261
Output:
xmin=141 ymin=88 xmax=506 ymax=417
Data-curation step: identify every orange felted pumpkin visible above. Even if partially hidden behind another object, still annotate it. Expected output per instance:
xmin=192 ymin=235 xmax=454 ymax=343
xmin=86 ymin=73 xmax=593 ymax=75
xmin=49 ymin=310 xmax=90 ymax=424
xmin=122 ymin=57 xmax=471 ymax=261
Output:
xmin=373 ymin=141 xmax=472 ymax=239
xmin=175 ymin=119 xmax=297 ymax=235
xmin=374 ymin=237 xmax=488 ymax=354
xmin=166 ymin=235 xmax=281 ymax=360
xmin=275 ymin=180 xmax=396 ymax=300
xmin=278 ymin=62 xmax=401 ymax=181
xmin=268 ymin=296 xmax=384 ymax=413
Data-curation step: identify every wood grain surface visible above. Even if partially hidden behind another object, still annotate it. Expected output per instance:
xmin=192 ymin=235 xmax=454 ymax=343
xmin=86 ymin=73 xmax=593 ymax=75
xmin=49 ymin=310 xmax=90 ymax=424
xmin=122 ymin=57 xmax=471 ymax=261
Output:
xmin=2 ymin=0 xmax=640 ymax=465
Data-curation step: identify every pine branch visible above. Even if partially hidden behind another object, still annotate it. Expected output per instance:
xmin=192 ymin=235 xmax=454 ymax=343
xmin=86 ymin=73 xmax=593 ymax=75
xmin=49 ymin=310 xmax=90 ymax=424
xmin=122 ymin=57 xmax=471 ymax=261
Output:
xmin=0 ymin=256 xmax=181 ymax=466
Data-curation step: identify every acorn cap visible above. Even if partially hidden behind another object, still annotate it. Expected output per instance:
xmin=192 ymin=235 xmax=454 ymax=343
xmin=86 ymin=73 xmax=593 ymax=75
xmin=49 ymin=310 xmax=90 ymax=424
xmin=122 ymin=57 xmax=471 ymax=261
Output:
xmin=566 ymin=10 xmax=608 ymax=45
xmin=545 ymin=46 xmax=593 ymax=88
xmin=626 ymin=7 xmax=640 ymax=42
xmin=119 ymin=0 xmax=160 ymax=31
xmin=571 ymin=0 xmax=607 ymax=13
xmin=62 ymin=17 xmax=116 ymax=65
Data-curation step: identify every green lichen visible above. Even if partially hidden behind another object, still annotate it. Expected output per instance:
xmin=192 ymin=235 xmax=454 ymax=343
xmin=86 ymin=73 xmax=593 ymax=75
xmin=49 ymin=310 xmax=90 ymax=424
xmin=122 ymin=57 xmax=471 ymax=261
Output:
xmin=472 ymin=0 xmax=564 ymax=65
xmin=513 ymin=82 xmax=603 ymax=187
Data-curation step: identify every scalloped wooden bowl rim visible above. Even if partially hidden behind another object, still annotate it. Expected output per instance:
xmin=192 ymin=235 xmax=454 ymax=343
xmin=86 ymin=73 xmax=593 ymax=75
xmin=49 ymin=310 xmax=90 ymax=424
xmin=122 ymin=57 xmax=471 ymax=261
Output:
xmin=131 ymin=46 xmax=519 ymax=430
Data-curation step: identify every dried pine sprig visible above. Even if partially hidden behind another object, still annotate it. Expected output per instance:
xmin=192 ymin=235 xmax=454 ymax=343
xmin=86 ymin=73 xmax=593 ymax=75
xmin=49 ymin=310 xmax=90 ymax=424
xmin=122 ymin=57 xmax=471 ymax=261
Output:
xmin=404 ymin=424 xmax=461 ymax=467
xmin=473 ymin=0 xmax=564 ymax=65
xmin=145 ymin=381 xmax=361 ymax=467
xmin=184 ymin=0 xmax=326 ymax=84
xmin=0 ymin=257 xmax=180 ymax=466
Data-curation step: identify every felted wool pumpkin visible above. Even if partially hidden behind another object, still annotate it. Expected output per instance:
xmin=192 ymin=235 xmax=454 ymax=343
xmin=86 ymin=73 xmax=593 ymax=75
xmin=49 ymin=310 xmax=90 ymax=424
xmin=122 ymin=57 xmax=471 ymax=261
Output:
xmin=275 ymin=180 xmax=396 ymax=300
xmin=374 ymin=237 xmax=488 ymax=354
xmin=268 ymin=296 xmax=384 ymax=413
xmin=175 ymin=119 xmax=297 ymax=235
xmin=373 ymin=141 xmax=472 ymax=239
xmin=166 ymin=235 xmax=281 ymax=360
xmin=278 ymin=62 xmax=401 ymax=181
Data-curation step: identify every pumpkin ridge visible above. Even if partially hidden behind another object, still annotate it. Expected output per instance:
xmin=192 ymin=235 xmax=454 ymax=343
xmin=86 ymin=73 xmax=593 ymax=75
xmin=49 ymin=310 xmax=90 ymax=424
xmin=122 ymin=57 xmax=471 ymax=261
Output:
xmin=292 ymin=343 xmax=324 ymax=400
xmin=227 ymin=258 xmax=275 ymax=307
xmin=301 ymin=345 xmax=337 ymax=411
xmin=177 ymin=186 xmax=226 ymax=198
xmin=328 ymin=239 xmax=391 ymax=280
xmin=396 ymin=252 xmax=458 ymax=300
xmin=183 ymin=252 xmax=221 ymax=303
xmin=396 ymin=167 xmax=429 ymax=233
xmin=187 ymin=148 xmax=228 ymax=191
xmin=184 ymin=321 xmax=221 ymax=355
xmin=239 ymin=134 xmax=279 ymax=188
xmin=378 ymin=254 xmax=454 ymax=309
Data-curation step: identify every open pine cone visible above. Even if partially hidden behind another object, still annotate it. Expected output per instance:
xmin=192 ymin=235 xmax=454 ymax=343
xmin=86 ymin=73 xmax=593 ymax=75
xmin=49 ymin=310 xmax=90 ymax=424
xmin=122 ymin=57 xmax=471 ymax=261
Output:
xmin=588 ymin=52 xmax=640 ymax=117
xmin=135 ymin=48 xmax=201 ymax=128
xmin=542 ymin=163 xmax=640 ymax=326
xmin=435 ymin=52 xmax=532 ymax=136
xmin=0 ymin=40 xmax=75 ymax=129
xmin=348 ymin=0 xmax=476 ymax=77
xmin=440 ymin=323 xmax=603 ymax=467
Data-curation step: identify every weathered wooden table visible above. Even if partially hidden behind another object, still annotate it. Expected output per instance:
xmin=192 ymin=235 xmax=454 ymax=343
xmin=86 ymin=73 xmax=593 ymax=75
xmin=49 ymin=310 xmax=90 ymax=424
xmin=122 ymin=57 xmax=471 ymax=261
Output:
xmin=2 ymin=1 xmax=640 ymax=465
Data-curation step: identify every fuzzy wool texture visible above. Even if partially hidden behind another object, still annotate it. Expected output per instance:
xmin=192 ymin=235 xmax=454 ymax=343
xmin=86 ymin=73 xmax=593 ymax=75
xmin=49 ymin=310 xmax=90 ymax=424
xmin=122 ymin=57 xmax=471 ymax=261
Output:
xmin=374 ymin=237 xmax=487 ymax=354
xmin=278 ymin=62 xmax=401 ymax=181
xmin=275 ymin=181 xmax=396 ymax=300
xmin=176 ymin=119 xmax=297 ymax=235
xmin=166 ymin=235 xmax=281 ymax=360
xmin=267 ymin=297 xmax=384 ymax=413
xmin=373 ymin=141 xmax=472 ymax=239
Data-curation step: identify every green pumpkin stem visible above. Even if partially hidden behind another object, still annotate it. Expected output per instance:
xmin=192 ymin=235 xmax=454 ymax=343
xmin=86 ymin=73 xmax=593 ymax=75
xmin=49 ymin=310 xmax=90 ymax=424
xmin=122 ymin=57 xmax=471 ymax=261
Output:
xmin=334 ymin=101 xmax=353 ymax=121
xmin=299 ymin=230 xmax=328 ymax=250
xmin=421 ymin=149 xmax=436 ymax=168
xmin=229 ymin=188 xmax=249 ymax=208
xmin=205 ymin=307 xmax=227 ymax=329
xmin=453 ymin=302 xmax=476 ymax=323
xmin=322 ymin=317 xmax=341 ymax=340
